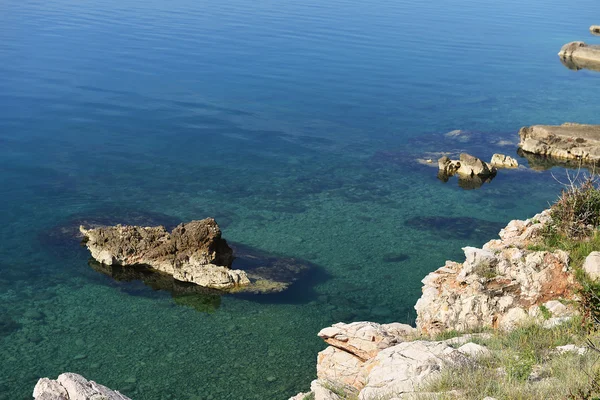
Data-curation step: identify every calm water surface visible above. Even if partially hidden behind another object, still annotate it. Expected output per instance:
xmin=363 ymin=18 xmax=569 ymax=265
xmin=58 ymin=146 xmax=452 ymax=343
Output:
xmin=1 ymin=0 xmax=600 ymax=398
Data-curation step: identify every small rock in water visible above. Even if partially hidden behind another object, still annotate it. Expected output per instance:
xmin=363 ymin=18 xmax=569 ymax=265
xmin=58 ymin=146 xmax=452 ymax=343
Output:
xmin=75 ymin=339 xmax=85 ymax=347
xmin=124 ymin=377 xmax=137 ymax=383
xmin=73 ymin=354 xmax=87 ymax=360
xmin=266 ymin=376 xmax=277 ymax=382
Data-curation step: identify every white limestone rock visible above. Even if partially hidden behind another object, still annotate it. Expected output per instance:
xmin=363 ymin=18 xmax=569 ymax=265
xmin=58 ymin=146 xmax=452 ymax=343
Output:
xmin=556 ymin=344 xmax=587 ymax=355
xmin=457 ymin=342 xmax=491 ymax=358
xmin=583 ymin=251 xmax=600 ymax=281
xmin=490 ymin=154 xmax=518 ymax=168
xmin=33 ymin=373 xmax=131 ymax=400
xmin=318 ymin=321 xmax=415 ymax=361
xmin=415 ymin=211 xmax=577 ymax=335
xmin=358 ymin=341 xmax=468 ymax=400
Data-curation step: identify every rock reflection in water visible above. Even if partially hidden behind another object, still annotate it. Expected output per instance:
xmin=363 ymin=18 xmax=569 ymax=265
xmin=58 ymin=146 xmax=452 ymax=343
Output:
xmin=89 ymin=260 xmax=223 ymax=313
xmin=517 ymin=148 xmax=598 ymax=171
xmin=560 ymin=54 xmax=600 ymax=73
xmin=437 ymin=171 xmax=495 ymax=190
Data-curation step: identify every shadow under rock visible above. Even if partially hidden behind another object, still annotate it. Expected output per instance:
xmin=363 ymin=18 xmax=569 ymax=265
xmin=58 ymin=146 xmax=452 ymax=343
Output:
xmin=88 ymin=260 xmax=222 ymax=313
xmin=560 ymin=56 xmax=600 ymax=73
xmin=404 ymin=215 xmax=506 ymax=240
xmin=517 ymin=148 xmax=599 ymax=172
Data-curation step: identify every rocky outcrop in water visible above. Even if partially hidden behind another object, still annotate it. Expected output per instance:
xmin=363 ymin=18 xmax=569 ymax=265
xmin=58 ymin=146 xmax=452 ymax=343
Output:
xmin=559 ymin=42 xmax=600 ymax=72
xmin=415 ymin=210 xmax=578 ymax=334
xmin=490 ymin=153 xmax=518 ymax=168
xmin=34 ymin=373 xmax=130 ymax=400
xmin=591 ymin=26 xmax=600 ymax=36
xmin=518 ymin=123 xmax=600 ymax=164
xmin=80 ymin=218 xmax=251 ymax=291
xmin=438 ymin=153 xmax=497 ymax=178
xmin=437 ymin=153 xmax=497 ymax=189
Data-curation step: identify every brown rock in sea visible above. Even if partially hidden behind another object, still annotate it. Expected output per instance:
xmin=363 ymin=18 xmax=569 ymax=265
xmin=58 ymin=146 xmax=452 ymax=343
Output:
xmin=559 ymin=41 xmax=600 ymax=72
xmin=80 ymin=218 xmax=251 ymax=291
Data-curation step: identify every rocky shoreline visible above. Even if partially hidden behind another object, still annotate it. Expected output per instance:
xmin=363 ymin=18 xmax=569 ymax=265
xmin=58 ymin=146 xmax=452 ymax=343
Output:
xmin=36 ymin=207 xmax=587 ymax=399
xmin=285 ymin=209 xmax=582 ymax=400
xmin=518 ymin=123 xmax=600 ymax=165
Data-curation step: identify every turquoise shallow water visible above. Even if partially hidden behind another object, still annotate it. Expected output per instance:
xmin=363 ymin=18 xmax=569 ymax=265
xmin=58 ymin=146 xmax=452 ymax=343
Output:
xmin=2 ymin=0 xmax=600 ymax=398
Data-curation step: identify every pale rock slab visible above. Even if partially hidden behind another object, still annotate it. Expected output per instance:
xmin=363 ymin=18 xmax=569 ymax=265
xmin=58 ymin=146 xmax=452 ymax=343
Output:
xmin=358 ymin=341 xmax=468 ymax=400
xmin=317 ymin=346 xmax=365 ymax=389
xmin=490 ymin=154 xmax=518 ymax=168
xmin=416 ymin=210 xmax=578 ymax=335
xmin=583 ymin=251 xmax=600 ymax=281
xmin=556 ymin=344 xmax=587 ymax=356
xmin=457 ymin=342 xmax=491 ymax=358
xmin=318 ymin=321 xmax=415 ymax=361
xmin=519 ymin=123 xmax=600 ymax=163
xmin=33 ymin=373 xmax=131 ymax=400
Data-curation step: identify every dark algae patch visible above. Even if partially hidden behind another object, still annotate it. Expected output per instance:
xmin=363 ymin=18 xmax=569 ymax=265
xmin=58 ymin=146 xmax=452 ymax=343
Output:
xmin=405 ymin=216 xmax=505 ymax=240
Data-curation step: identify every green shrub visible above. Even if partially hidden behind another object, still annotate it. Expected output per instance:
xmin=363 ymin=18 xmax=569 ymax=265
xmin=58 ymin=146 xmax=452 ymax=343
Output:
xmin=547 ymin=175 xmax=600 ymax=239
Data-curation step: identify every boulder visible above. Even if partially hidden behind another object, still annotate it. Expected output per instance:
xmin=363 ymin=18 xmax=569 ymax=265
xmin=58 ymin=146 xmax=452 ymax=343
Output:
xmin=437 ymin=154 xmax=497 ymax=178
xmin=490 ymin=153 xmax=518 ymax=168
xmin=316 ymin=322 xmax=416 ymax=390
xmin=556 ymin=344 xmax=587 ymax=356
xmin=318 ymin=322 xmax=415 ymax=361
xmin=357 ymin=341 xmax=468 ymax=400
xmin=415 ymin=211 xmax=578 ymax=335
xmin=583 ymin=252 xmax=600 ymax=281
xmin=591 ymin=25 xmax=600 ymax=36
xmin=559 ymin=42 xmax=600 ymax=72
xmin=80 ymin=219 xmax=250 ymax=291
xmin=457 ymin=153 xmax=495 ymax=176
xmin=456 ymin=342 xmax=491 ymax=358
xmin=317 ymin=346 xmax=366 ymax=389
xmin=33 ymin=373 xmax=130 ymax=400
xmin=518 ymin=123 xmax=600 ymax=164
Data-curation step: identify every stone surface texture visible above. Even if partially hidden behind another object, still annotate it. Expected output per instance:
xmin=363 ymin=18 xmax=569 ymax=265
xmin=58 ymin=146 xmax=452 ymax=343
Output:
xmin=519 ymin=123 xmax=600 ymax=164
xmin=80 ymin=218 xmax=250 ymax=290
xmin=490 ymin=153 xmax=518 ymax=168
xmin=290 ymin=322 xmax=493 ymax=400
xmin=33 ymin=373 xmax=131 ymax=400
xmin=438 ymin=153 xmax=497 ymax=178
xmin=583 ymin=251 xmax=600 ymax=281
xmin=415 ymin=210 xmax=578 ymax=335
xmin=559 ymin=41 xmax=600 ymax=71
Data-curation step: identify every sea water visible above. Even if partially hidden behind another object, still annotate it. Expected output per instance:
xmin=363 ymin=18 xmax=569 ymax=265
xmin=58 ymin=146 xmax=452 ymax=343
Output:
xmin=1 ymin=0 xmax=600 ymax=398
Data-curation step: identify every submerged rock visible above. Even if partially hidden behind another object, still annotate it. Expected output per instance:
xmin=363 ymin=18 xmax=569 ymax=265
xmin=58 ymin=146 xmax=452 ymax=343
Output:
xmin=519 ymin=123 xmax=600 ymax=164
xmin=583 ymin=251 xmax=600 ymax=281
xmin=80 ymin=219 xmax=250 ymax=291
xmin=405 ymin=216 xmax=505 ymax=240
xmin=33 ymin=373 xmax=130 ymax=400
xmin=559 ymin=41 xmax=600 ymax=72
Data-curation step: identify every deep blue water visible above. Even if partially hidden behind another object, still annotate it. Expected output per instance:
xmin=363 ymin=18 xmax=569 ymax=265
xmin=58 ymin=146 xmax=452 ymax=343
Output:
xmin=1 ymin=0 xmax=600 ymax=398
